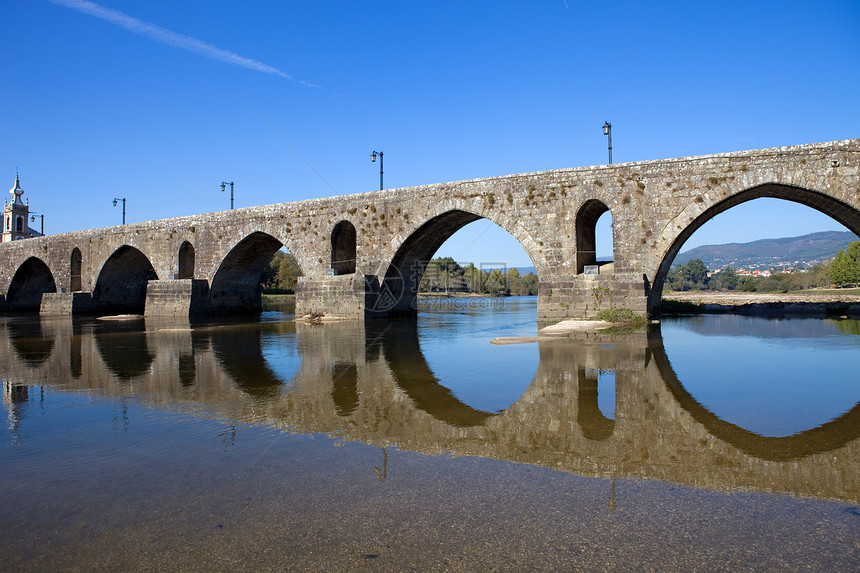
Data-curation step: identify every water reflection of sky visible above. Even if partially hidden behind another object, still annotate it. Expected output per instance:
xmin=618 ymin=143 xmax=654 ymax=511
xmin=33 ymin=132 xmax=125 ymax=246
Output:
xmin=416 ymin=298 xmax=539 ymax=414
xmin=661 ymin=316 xmax=860 ymax=437
xmin=260 ymin=332 xmax=300 ymax=385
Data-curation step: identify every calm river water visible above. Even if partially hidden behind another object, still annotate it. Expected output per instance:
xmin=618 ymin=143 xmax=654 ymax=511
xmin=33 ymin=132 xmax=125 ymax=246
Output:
xmin=2 ymin=297 xmax=860 ymax=571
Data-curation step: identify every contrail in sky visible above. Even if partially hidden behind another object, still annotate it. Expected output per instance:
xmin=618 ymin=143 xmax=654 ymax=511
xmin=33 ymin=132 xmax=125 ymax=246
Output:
xmin=49 ymin=0 xmax=317 ymax=86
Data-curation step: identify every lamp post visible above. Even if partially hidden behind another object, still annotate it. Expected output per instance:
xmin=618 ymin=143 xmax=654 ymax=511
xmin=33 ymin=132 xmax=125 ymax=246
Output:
xmin=370 ymin=151 xmax=383 ymax=190
xmin=220 ymin=181 xmax=235 ymax=210
xmin=602 ymin=121 xmax=612 ymax=164
xmin=30 ymin=213 xmax=44 ymax=235
xmin=112 ymin=197 xmax=126 ymax=225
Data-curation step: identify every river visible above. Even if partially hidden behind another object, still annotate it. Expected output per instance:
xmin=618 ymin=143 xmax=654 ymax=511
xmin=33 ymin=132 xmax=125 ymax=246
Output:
xmin=2 ymin=297 xmax=859 ymax=571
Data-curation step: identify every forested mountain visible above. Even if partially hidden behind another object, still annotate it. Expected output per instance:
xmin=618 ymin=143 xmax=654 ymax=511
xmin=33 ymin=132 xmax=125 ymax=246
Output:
xmin=673 ymin=231 xmax=859 ymax=269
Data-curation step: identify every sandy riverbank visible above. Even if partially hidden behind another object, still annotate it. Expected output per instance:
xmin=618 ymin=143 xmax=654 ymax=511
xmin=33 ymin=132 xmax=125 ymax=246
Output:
xmin=662 ymin=290 xmax=860 ymax=316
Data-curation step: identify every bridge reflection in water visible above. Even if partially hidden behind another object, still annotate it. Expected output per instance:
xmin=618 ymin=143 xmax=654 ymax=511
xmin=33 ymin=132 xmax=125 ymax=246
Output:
xmin=3 ymin=314 xmax=860 ymax=503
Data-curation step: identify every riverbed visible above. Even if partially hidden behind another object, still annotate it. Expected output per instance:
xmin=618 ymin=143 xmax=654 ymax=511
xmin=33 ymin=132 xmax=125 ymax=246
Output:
xmin=2 ymin=298 xmax=859 ymax=571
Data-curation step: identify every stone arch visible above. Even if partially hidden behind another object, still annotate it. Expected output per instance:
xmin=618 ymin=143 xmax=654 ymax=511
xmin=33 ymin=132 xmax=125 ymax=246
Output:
xmin=6 ymin=257 xmax=57 ymax=310
xmin=371 ymin=208 xmax=542 ymax=316
xmin=331 ymin=220 xmax=357 ymax=275
xmin=70 ymin=248 xmax=82 ymax=292
xmin=178 ymin=241 xmax=195 ymax=279
xmin=93 ymin=245 xmax=158 ymax=314
xmin=575 ymin=199 xmax=614 ymax=274
xmin=209 ymin=231 xmax=284 ymax=312
xmin=648 ymin=183 xmax=860 ymax=316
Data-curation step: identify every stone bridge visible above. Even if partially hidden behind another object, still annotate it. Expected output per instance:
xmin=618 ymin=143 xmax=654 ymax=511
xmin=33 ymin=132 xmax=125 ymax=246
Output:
xmin=3 ymin=318 xmax=859 ymax=502
xmin=1 ymin=139 xmax=858 ymax=320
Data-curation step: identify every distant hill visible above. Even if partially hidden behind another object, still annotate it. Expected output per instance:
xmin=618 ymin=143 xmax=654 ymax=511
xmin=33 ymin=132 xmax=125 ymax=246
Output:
xmin=673 ymin=231 xmax=859 ymax=270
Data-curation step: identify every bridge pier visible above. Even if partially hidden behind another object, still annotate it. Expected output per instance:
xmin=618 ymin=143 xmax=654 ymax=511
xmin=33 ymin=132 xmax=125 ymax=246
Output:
xmin=538 ymin=273 xmax=648 ymax=321
xmin=40 ymin=292 xmax=95 ymax=315
xmin=294 ymin=271 xmax=650 ymax=322
xmin=295 ymin=274 xmax=367 ymax=319
xmin=144 ymin=279 xmax=210 ymax=318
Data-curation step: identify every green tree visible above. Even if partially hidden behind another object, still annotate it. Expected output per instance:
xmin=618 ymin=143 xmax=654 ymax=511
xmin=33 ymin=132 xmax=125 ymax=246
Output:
xmin=813 ymin=260 xmax=832 ymax=287
xmin=484 ymin=268 xmax=509 ymax=295
xmin=462 ymin=263 xmax=484 ymax=293
xmin=682 ymin=258 xmax=709 ymax=288
xmin=522 ymin=272 xmax=539 ymax=295
xmin=756 ymin=276 xmax=787 ymax=293
xmin=276 ymin=253 xmax=302 ymax=292
xmin=709 ymin=267 xmax=738 ymax=290
xmin=829 ymin=241 xmax=860 ymax=286
xmin=507 ymin=267 xmax=531 ymax=296
xmin=262 ymin=250 xmax=302 ymax=293
xmin=736 ymin=276 xmax=757 ymax=292
xmin=665 ymin=258 xmax=709 ymax=292
xmin=419 ymin=257 xmax=468 ymax=292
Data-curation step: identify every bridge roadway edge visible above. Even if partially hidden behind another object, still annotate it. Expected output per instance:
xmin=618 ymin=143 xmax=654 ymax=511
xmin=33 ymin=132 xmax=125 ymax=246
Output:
xmin=0 ymin=139 xmax=857 ymax=320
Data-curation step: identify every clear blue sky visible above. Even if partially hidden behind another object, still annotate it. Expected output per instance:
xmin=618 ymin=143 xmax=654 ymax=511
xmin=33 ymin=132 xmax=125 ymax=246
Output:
xmin=2 ymin=1 xmax=858 ymax=267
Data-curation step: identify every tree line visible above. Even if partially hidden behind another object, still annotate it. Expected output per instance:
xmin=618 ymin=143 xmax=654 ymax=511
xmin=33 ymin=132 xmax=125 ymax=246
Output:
xmin=260 ymin=253 xmax=540 ymax=296
xmin=665 ymin=241 xmax=860 ymax=293
xmin=418 ymin=257 xmax=539 ymax=296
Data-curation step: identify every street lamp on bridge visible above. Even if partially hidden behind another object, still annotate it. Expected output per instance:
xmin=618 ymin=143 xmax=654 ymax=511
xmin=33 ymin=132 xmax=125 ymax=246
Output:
xmin=602 ymin=121 xmax=612 ymax=165
xmin=112 ymin=197 xmax=126 ymax=225
xmin=370 ymin=151 xmax=384 ymax=190
xmin=220 ymin=181 xmax=235 ymax=210
xmin=30 ymin=212 xmax=44 ymax=236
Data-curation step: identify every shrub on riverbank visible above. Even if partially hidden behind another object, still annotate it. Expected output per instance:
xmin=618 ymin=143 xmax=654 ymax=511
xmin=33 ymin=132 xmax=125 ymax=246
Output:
xmin=594 ymin=308 xmax=648 ymax=327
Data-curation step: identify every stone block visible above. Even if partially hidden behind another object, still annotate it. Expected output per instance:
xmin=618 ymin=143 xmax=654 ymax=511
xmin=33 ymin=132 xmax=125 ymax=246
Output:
xmin=40 ymin=292 xmax=94 ymax=315
xmin=144 ymin=279 xmax=210 ymax=318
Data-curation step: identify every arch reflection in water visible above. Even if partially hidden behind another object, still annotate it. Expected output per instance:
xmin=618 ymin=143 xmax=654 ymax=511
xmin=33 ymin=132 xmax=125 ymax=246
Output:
xmin=2 ymin=308 xmax=860 ymax=502
xmin=94 ymin=325 xmax=153 ymax=381
xmin=7 ymin=319 xmax=55 ymax=367
xmin=414 ymin=298 xmax=540 ymax=414
xmin=370 ymin=320 xmax=497 ymax=427
xmin=660 ymin=315 xmax=860 ymax=438
xmin=209 ymin=320 xmax=299 ymax=397
xmin=578 ymin=367 xmax=615 ymax=441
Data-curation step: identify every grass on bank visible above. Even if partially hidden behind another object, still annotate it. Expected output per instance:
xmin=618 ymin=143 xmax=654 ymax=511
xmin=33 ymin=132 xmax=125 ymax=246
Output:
xmin=594 ymin=308 xmax=648 ymax=328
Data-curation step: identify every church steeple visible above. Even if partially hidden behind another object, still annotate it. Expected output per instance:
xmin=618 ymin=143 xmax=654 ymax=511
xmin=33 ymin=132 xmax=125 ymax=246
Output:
xmin=10 ymin=173 xmax=25 ymax=205
xmin=2 ymin=173 xmax=31 ymax=242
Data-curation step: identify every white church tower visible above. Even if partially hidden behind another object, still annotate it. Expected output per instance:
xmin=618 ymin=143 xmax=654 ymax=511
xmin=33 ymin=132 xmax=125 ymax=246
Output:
xmin=2 ymin=174 xmax=31 ymax=242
